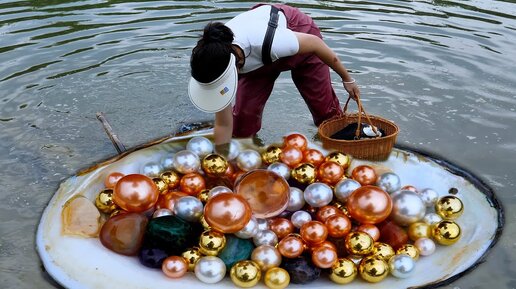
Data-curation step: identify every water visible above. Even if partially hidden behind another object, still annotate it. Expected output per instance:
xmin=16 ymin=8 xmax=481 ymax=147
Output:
xmin=0 ymin=0 xmax=515 ymax=288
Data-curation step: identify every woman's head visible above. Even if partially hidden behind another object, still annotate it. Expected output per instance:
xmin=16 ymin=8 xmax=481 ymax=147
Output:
xmin=191 ymin=22 xmax=234 ymax=83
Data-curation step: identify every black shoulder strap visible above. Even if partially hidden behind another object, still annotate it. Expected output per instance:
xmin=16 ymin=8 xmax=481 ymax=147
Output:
xmin=262 ymin=5 xmax=280 ymax=65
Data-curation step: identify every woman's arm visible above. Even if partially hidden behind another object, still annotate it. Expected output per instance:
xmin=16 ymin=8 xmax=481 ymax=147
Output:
xmin=214 ymin=105 xmax=233 ymax=156
xmin=294 ymin=32 xmax=360 ymax=99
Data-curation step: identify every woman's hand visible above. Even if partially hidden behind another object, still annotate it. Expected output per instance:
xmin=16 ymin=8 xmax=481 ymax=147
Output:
xmin=343 ymin=79 xmax=360 ymax=100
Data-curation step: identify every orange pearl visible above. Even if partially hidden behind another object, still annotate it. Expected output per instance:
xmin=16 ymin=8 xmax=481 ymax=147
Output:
xmin=300 ymin=221 xmax=328 ymax=246
xmin=104 ymin=172 xmax=125 ymax=189
xmin=269 ymin=218 xmax=295 ymax=240
xmin=156 ymin=191 xmax=188 ymax=211
xmin=303 ymin=149 xmax=325 ymax=167
xmin=351 ymin=165 xmax=377 ymax=186
xmin=401 ymin=185 xmax=418 ymax=193
xmin=279 ymin=146 xmax=304 ymax=168
xmin=311 ymin=246 xmax=338 ymax=269
xmin=318 ymin=161 xmax=344 ymax=185
xmin=113 ymin=174 xmax=159 ymax=213
xmin=179 ymin=173 xmax=206 ymax=196
xmin=325 ymin=214 xmax=352 ymax=238
xmin=316 ymin=206 xmax=342 ymax=223
xmin=162 ymin=256 xmax=188 ymax=278
xmin=277 ymin=234 xmax=305 ymax=258
xmin=225 ymin=162 xmax=236 ymax=181
xmin=347 ymin=186 xmax=392 ymax=224
xmin=283 ymin=133 xmax=308 ymax=151
xmin=358 ymin=224 xmax=380 ymax=241
xmin=204 ymin=193 xmax=252 ymax=233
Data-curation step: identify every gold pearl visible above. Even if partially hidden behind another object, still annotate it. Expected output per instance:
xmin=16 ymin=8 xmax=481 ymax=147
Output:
xmin=264 ymin=267 xmax=290 ymax=289
xmin=432 ymin=220 xmax=461 ymax=245
xmin=435 ymin=196 xmax=464 ymax=220
xmin=197 ymin=189 xmax=210 ymax=203
xmin=160 ymin=171 xmax=180 ymax=190
xmin=262 ymin=146 xmax=282 ymax=165
xmin=345 ymin=231 xmax=374 ymax=255
xmin=291 ymin=163 xmax=316 ymax=184
xmin=95 ymin=189 xmax=117 ymax=214
xmin=325 ymin=152 xmax=351 ymax=170
xmin=331 ymin=201 xmax=351 ymax=217
xmin=199 ymin=215 xmax=211 ymax=230
xmin=199 ymin=230 xmax=226 ymax=256
xmin=358 ymin=256 xmax=389 ymax=283
xmin=152 ymin=177 xmax=168 ymax=194
xmin=372 ymin=242 xmax=395 ymax=261
xmin=408 ymin=222 xmax=432 ymax=241
xmin=397 ymin=244 xmax=420 ymax=260
xmin=230 ymin=260 xmax=262 ymax=288
xmin=109 ymin=209 xmax=125 ymax=218
xmin=182 ymin=247 xmax=202 ymax=271
xmin=202 ymin=154 xmax=228 ymax=176
xmin=329 ymin=258 xmax=357 ymax=284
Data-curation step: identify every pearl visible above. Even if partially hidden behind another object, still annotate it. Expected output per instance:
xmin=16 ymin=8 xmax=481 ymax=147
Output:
xmin=152 ymin=208 xmax=173 ymax=218
xmin=267 ymin=162 xmax=291 ymax=180
xmin=186 ymin=136 xmax=213 ymax=158
xmin=290 ymin=210 xmax=312 ymax=229
xmin=161 ymin=155 xmax=175 ymax=171
xmin=173 ymin=150 xmax=201 ymax=174
xmin=208 ymin=185 xmax=233 ymax=198
xmin=418 ymin=188 xmax=439 ymax=207
xmin=287 ymin=187 xmax=305 ymax=211
xmin=251 ymin=245 xmax=282 ymax=271
xmin=334 ymin=179 xmax=361 ymax=202
xmin=235 ymin=216 xmax=259 ymax=239
xmin=227 ymin=139 xmax=241 ymax=161
xmin=162 ymin=256 xmax=188 ymax=278
xmin=113 ymin=174 xmax=159 ymax=213
xmin=140 ymin=162 xmax=162 ymax=177
xmin=304 ymin=182 xmax=333 ymax=208
xmin=253 ymin=229 xmax=278 ymax=247
xmin=376 ymin=172 xmax=401 ymax=194
xmin=414 ymin=237 xmax=436 ymax=256
xmin=423 ymin=212 xmax=442 ymax=225
xmin=173 ymin=196 xmax=203 ymax=222
xmin=194 ymin=256 xmax=226 ymax=283
xmin=388 ymin=254 xmax=416 ymax=278
xmin=256 ymin=218 xmax=269 ymax=231
xmin=390 ymin=190 xmax=426 ymax=226
xmin=236 ymin=149 xmax=263 ymax=171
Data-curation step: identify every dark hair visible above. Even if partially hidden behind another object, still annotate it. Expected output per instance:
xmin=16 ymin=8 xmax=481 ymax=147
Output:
xmin=191 ymin=22 xmax=234 ymax=83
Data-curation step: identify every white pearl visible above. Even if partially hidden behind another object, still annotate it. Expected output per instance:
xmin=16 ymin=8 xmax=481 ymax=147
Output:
xmin=236 ymin=149 xmax=262 ymax=171
xmin=291 ymin=211 xmax=312 ymax=229
xmin=194 ymin=256 xmax=226 ymax=283
xmin=140 ymin=161 xmax=162 ymax=177
xmin=172 ymin=150 xmax=200 ymax=174
xmin=267 ymin=162 xmax=290 ymax=180
xmin=391 ymin=190 xmax=426 ymax=226
xmin=186 ymin=136 xmax=213 ymax=158
xmin=251 ymin=245 xmax=282 ymax=271
xmin=208 ymin=186 xmax=232 ymax=198
xmin=423 ymin=213 xmax=442 ymax=225
xmin=414 ymin=238 xmax=436 ymax=256
xmin=304 ymin=182 xmax=333 ymax=207
xmin=253 ymin=229 xmax=278 ymax=247
xmin=334 ymin=179 xmax=361 ymax=202
xmin=419 ymin=188 xmax=439 ymax=207
xmin=376 ymin=172 xmax=401 ymax=194
xmin=389 ymin=254 xmax=416 ymax=278
xmin=287 ymin=187 xmax=305 ymax=211
xmin=235 ymin=216 xmax=259 ymax=239
xmin=173 ymin=196 xmax=203 ymax=222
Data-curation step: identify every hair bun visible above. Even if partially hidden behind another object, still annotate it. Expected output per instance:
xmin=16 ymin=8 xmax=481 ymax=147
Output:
xmin=203 ymin=22 xmax=234 ymax=43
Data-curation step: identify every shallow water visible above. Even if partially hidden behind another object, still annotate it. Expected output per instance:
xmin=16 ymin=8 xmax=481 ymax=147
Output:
xmin=0 ymin=0 xmax=515 ymax=288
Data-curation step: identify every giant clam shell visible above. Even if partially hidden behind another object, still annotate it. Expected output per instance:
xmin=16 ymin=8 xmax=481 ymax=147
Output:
xmin=36 ymin=129 xmax=503 ymax=289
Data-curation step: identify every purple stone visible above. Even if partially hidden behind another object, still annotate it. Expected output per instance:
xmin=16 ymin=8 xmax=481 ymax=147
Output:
xmin=138 ymin=247 xmax=168 ymax=268
xmin=281 ymin=256 xmax=321 ymax=284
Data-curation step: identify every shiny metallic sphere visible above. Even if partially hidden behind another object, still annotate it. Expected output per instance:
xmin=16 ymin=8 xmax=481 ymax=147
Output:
xmin=388 ymin=254 xmax=416 ymax=278
xmin=236 ymin=149 xmax=263 ymax=171
xmin=376 ymin=172 xmax=401 ymax=194
xmin=173 ymin=150 xmax=201 ymax=174
xmin=173 ymin=196 xmax=203 ymax=222
xmin=194 ymin=256 xmax=226 ymax=284
xmin=235 ymin=216 xmax=259 ymax=239
xmin=390 ymin=190 xmax=426 ymax=226
xmin=334 ymin=179 xmax=361 ymax=202
xmin=267 ymin=162 xmax=291 ymax=180
xmin=186 ymin=136 xmax=214 ymax=158
xmin=287 ymin=187 xmax=305 ymax=211
xmin=304 ymin=182 xmax=333 ymax=207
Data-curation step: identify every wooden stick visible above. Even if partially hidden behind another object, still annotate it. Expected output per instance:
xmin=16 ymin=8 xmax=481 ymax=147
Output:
xmin=96 ymin=112 xmax=126 ymax=154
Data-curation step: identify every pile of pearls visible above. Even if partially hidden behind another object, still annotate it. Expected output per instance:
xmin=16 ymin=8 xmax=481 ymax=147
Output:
xmin=91 ymin=133 xmax=465 ymax=287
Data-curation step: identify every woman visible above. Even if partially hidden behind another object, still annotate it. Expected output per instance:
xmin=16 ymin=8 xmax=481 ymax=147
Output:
xmin=188 ymin=4 xmax=360 ymax=155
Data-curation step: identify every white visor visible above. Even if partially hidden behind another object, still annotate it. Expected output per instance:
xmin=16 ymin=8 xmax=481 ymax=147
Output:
xmin=188 ymin=53 xmax=238 ymax=113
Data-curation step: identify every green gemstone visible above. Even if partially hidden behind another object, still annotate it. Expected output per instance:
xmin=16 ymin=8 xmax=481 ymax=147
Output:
xmin=143 ymin=215 xmax=202 ymax=255
xmin=218 ymin=235 xmax=255 ymax=269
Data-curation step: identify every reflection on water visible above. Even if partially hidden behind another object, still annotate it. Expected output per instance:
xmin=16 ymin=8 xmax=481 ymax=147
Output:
xmin=0 ymin=0 xmax=515 ymax=288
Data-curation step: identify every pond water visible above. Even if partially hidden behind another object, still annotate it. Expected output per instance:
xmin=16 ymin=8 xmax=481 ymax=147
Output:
xmin=0 ymin=0 xmax=515 ymax=288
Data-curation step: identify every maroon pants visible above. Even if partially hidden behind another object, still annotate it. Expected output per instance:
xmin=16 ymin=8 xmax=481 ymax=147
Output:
xmin=232 ymin=4 xmax=342 ymax=137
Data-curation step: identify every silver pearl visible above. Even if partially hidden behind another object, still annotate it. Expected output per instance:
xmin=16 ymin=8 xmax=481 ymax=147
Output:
xmin=160 ymin=155 xmax=175 ymax=170
xmin=291 ymin=210 xmax=312 ymax=229
xmin=236 ymin=149 xmax=262 ymax=171
xmin=304 ymin=182 xmax=333 ymax=207
xmin=173 ymin=196 xmax=203 ymax=222
xmin=194 ymin=256 xmax=226 ymax=283
xmin=287 ymin=187 xmax=305 ymax=211
xmin=422 ymin=213 xmax=442 ymax=225
xmin=186 ymin=136 xmax=213 ymax=158
xmin=152 ymin=208 xmax=173 ymax=218
xmin=390 ymin=190 xmax=426 ymax=226
xmin=418 ymin=188 xmax=439 ymax=207
xmin=334 ymin=179 xmax=361 ymax=202
xmin=253 ymin=229 xmax=278 ymax=247
xmin=235 ymin=216 xmax=259 ymax=239
xmin=256 ymin=218 xmax=269 ymax=231
xmin=267 ymin=162 xmax=291 ymax=180
xmin=251 ymin=245 xmax=282 ymax=271
xmin=414 ymin=237 xmax=436 ymax=256
xmin=388 ymin=254 xmax=416 ymax=278
xmin=140 ymin=161 xmax=162 ymax=177
xmin=208 ymin=186 xmax=233 ymax=198
xmin=172 ymin=150 xmax=200 ymax=174
xmin=376 ymin=172 xmax=401 ymax=194
xmin=227 ymin=139 xmax=241 ymax=161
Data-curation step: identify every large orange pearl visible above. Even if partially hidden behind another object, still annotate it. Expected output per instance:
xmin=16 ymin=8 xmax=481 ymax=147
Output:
xmin=347 ymin=186 xmax=392 ymax=224
xmin=318 ymin=161 xmax=344 ymax=185
xmin=204 ymin=193 xmax=252 ymax=233
xmin=279 ymin=146 xmax=304 ymax=168
xmin=113 ymin=174 xmax=159 ymax=213
xmin=283 ymin=133 xmax=308 ymax=151
xmin=104 ymin=172 xmax=125 ymax=189
xmin=179 ymin=173 xmax=206 ymax=196
xmin=277 ymin=234 xmax=305 ymax=258
xmin=156 ymin=191 xmax=188 ymax=211
xmin=269 ymin=218 xmax=295 ymax=240
xmin=303 ymin=149 xmax=325 ymax=167
xmin=300 ymin=221 xmax=328 ymax=246
xmin=358 ymin=224 xmax=380 ymax=241
xmin=351 ymin=165 xmax=377 ymax=186
xmin=325 ymin=214 xmax=352 ymax=238
xmin=311 ymin=246 xmax=338 ymax=269
xmin=162 ymin=256 xmax=188 ymax=278
xmin=316 ymin=206 xmax=342 ymax=223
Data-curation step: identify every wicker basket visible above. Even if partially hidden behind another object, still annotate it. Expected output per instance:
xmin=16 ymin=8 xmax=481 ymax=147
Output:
xmin=318 ymin=96 xmax=399 ymax=161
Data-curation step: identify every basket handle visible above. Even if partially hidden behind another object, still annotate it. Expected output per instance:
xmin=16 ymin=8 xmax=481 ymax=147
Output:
xmin=343 ymin=96 xmax=380 ymax=139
